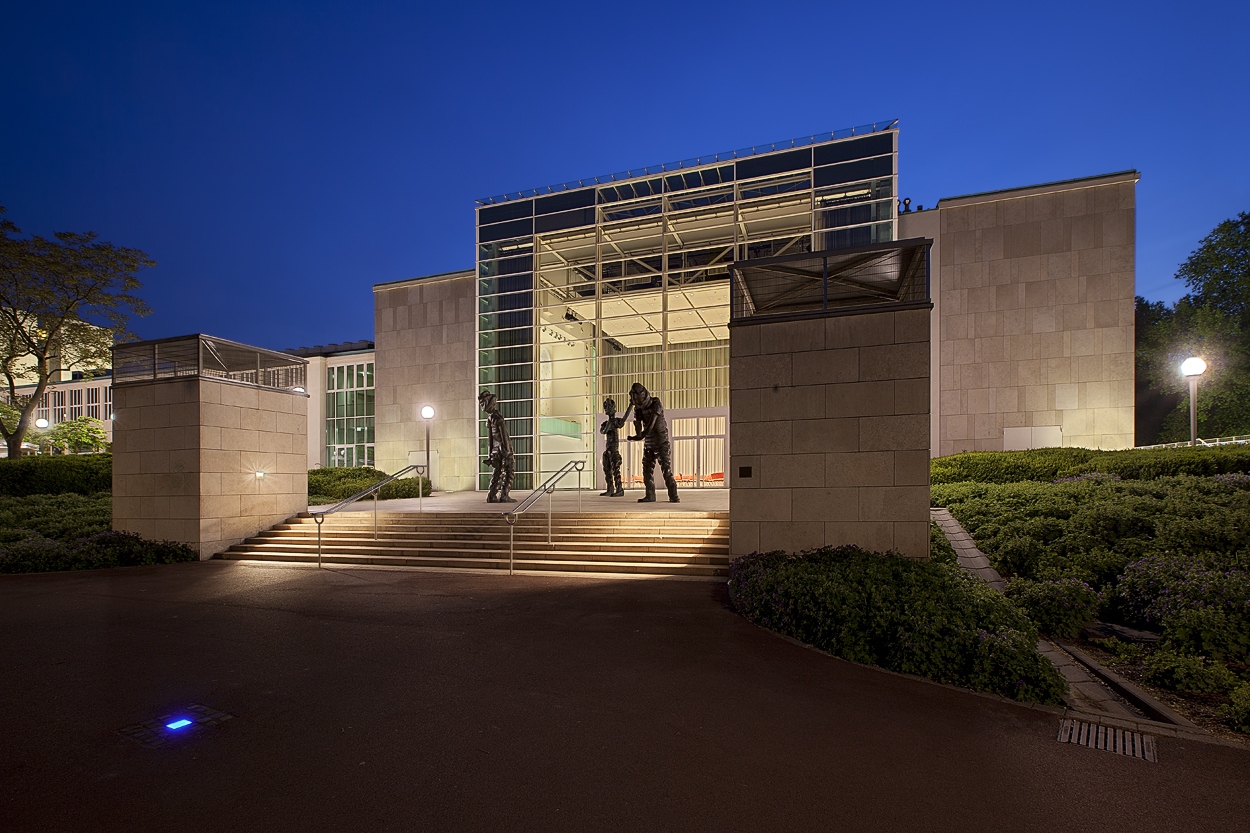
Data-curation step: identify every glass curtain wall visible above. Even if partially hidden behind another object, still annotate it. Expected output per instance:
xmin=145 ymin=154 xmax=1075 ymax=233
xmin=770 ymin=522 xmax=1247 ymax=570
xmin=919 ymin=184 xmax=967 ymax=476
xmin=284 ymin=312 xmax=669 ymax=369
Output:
xmin=476 ymin=130 xmax=897 ymax=491
xmin=325 ymin=361 xmax=375 ymax=467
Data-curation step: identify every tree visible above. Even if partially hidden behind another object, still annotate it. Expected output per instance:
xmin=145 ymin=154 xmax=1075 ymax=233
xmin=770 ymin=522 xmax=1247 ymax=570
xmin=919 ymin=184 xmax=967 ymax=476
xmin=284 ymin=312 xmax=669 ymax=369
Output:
xmin=40 ymin=416 xmax=110 ymax=454
xmin=0 ymin=205 xmax=152 ymax=458
xmin=1137 ymin=213 xmax=1250 ymax=442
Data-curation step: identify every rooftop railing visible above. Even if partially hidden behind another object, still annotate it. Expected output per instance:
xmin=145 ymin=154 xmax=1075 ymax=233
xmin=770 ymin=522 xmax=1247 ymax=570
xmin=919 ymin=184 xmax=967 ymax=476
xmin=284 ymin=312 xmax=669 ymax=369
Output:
xmin=112 ymin=334 xmax=308 ymax=392
xmin=475 ymin=120 xmax=899 ymax=205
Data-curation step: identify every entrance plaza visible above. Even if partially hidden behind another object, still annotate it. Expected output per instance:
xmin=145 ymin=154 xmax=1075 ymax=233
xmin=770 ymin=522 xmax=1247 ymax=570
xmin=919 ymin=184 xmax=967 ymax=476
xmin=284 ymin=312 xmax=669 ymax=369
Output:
xmin=3 ymin=563 xmax=1247 ymax=832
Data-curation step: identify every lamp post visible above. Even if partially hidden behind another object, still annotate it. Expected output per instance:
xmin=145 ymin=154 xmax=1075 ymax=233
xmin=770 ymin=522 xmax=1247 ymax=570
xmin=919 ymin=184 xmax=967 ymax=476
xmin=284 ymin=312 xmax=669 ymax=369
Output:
xmin=1181 ymin=357 xmax=1207 ymax=446
xmin=420 ymin=406 xmax=434 ymax=489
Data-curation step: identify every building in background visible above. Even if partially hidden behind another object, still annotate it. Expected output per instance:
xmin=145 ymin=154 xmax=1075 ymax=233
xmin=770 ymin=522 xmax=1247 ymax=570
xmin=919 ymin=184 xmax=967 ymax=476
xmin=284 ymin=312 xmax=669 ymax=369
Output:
xmin=283 ymin=341 xmax=375 ymax=469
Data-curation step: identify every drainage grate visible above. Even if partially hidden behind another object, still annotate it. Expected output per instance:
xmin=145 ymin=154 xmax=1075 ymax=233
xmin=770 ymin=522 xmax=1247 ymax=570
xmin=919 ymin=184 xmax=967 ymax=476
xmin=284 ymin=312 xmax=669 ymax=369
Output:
xmin=1057 ymin=719 xmax=1157 ymax=762
xmin=119 ymin=703 xmax=234 ymax=748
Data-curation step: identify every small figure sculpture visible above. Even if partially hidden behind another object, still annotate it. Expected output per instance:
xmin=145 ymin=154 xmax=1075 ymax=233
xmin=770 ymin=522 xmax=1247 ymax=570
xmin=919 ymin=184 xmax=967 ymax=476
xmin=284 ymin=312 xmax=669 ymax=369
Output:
xmin=627 ymin=382 xmax=679 ymax=503
xmin=598 ymin=397 xmax=633 ymax=497
xmin=479 ymin=390 xmax=515 ymax=503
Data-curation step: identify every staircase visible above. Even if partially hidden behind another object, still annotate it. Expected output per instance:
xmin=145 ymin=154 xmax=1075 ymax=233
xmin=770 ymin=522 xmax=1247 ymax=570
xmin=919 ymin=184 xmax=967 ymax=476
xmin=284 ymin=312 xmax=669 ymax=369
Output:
xmin=218 ymin=510 xmax=731 ymax=578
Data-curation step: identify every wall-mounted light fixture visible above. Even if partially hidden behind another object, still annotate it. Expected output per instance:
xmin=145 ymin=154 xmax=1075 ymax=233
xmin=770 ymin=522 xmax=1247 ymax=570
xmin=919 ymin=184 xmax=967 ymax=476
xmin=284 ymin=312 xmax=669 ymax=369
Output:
xmin=255 ymin=471 xmax=266 ymax=479
xmin=1181 ymin=357 xmax=1207 ymax=446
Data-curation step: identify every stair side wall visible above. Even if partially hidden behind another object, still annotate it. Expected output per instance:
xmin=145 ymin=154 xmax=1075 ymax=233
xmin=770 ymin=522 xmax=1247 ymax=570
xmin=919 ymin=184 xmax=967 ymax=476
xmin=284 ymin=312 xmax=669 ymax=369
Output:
xmin=113 ymin=376 xmax=309 ymax=559
xmin=729 ymin=307 xmax=932 ymax=559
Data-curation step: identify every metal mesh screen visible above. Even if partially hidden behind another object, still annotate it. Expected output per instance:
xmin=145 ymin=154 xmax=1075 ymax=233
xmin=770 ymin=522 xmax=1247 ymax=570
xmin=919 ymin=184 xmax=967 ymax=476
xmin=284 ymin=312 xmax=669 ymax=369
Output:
xmin=730 ymin=239 xmax=930 ymax=321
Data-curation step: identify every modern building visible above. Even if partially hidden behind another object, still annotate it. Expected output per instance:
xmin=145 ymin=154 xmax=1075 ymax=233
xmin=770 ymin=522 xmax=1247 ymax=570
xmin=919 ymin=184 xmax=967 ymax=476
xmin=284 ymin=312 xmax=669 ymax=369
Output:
xmin=374 ymin=122 xmax=1137 ymax=493
xmin=10 ymin=123 xmax=1138 ymax=489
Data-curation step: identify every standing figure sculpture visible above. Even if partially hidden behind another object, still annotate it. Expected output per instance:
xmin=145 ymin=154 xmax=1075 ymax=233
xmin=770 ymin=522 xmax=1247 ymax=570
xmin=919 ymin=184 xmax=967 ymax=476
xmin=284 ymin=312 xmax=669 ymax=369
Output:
xmin=627 ymin=382 xmax=679 ymax=503
xmin=479 ymin=390 xmax=515 ymax=503
xmin=598 ymin=397 xmax=633 ymax=497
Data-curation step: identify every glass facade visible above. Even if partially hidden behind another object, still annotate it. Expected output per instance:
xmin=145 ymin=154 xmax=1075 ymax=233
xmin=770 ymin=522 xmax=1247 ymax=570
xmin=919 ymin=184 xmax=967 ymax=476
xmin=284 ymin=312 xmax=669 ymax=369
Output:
xmin=325 ymin=361 xmax=375 ymax=467
xmin=475 ymin=130 xmax=897 ymax=490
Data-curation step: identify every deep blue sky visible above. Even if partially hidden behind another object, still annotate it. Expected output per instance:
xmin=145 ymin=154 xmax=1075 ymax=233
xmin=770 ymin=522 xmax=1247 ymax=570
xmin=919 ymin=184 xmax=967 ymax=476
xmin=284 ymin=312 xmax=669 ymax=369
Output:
xmin=3 ymin=1 xmax=1247 ymax=350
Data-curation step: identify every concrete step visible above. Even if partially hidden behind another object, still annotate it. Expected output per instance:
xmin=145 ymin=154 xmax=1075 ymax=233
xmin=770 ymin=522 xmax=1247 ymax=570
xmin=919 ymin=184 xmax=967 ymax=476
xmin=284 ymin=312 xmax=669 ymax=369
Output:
xmin=252 ymin=530 xmax=728 ymax=548
xmin=220 ymin=550 xmax=728 ymax=576
xmin=230 ymin=537 xmax=730 ymax=557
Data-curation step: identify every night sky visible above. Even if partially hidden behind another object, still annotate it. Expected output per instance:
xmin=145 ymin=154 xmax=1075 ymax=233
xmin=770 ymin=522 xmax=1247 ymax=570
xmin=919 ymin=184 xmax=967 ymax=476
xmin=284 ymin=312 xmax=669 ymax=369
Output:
xmin=2 ymin=1 xmax=1246 ymax=351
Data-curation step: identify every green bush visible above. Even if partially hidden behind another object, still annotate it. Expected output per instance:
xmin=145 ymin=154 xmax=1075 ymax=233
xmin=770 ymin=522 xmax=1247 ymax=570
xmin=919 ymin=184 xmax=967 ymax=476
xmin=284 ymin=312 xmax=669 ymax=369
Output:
xmin=1004 ymin=577 xmax=1100 ymax=638
xmin=929 ymin=522 xmax=957 ymax=565
xmin=729 ymin=546 xmax=1066 ymax=704
xmin=0 ymin=453 xmax=112 ymax=496
xmin=306 ymin=466 xmax=430 ymax=503
xmin=0 ymin=493 xmax=112 ymax=543
xmin=0 ymin=530 xmax=196 ymax=574
xmin=931 ymin=448 xmax=1097 ymax=485
xmin=930 ymin=445 xmax=1250 ymax=485
xmin=1141 ymin=649 xmax=1240 ymax=695
xmin=1220 ymin=683 xmax=1250 ymax=733
xmin=1160 ymin=607 xmax=1250 ymax=664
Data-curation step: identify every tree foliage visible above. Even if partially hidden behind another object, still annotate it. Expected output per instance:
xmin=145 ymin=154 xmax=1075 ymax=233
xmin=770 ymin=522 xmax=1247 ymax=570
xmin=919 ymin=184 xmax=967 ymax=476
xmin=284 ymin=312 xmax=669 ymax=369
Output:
xmin=0 ymin=205 xmax=152 ymax=457
xmin=34 ymin=416 xmax=110 ymax=454
xmin=1137 ymin=213 xmax=1250 ymax=442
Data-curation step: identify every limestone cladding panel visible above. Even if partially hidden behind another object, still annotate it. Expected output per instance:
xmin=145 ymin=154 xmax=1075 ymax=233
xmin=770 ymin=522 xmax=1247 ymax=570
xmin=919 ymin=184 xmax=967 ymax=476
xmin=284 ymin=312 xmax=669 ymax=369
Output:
xmin=112 ymin=377 xmax=308 ymax=560
xmin=729 ymin=307 xmax=931 ymax=560
xmin=934 ymin=177 xmax=1136 ymax=456
xmin=373 ymin=272 xmax=477 ymax=490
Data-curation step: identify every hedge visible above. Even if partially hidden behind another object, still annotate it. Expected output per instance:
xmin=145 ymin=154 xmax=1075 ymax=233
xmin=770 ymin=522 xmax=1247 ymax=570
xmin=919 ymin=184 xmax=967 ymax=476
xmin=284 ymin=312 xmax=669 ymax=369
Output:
xmin=307 ymin=466 xmax=431 ymax=505
xmin=0 ymin=453 xmax=112 ymax=496
xmin=930 ymin=446 xmax=1250 ymax=485
xmin=0 ymin=530 xmax=196 ymax=574
xmin=729 ymin=546 xmax=1066 ymax=705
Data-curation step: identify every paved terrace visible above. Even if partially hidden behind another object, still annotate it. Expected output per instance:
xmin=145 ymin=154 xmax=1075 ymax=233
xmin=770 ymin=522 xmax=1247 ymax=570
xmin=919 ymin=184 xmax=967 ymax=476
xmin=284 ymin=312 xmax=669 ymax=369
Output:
xmin=2 ymin=563 xmax=1247 ymax=832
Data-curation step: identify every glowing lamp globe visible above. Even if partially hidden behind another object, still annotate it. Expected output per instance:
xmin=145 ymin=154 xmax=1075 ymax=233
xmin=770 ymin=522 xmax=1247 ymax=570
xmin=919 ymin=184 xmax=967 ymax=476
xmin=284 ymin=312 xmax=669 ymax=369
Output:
xmin=35 ymin=418 xmax=50 ymax=429
xmin=1181 ymin=357 xmax=1207 ymax=377
xmin=421 ymin=406 xmax=434 ymax=419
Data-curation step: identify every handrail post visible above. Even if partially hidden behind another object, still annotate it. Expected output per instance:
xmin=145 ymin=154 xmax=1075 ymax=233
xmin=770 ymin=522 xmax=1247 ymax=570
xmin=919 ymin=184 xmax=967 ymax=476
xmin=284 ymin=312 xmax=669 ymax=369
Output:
xmin=314 ymin=513 xmax=324 ymax=569
xmin=373 ymin=491 xmax=378 ymax=541
xmin=509 ymin=520 xmax=514 ymax=575
xmin=548 ymin=485 xmax=554 ymax=547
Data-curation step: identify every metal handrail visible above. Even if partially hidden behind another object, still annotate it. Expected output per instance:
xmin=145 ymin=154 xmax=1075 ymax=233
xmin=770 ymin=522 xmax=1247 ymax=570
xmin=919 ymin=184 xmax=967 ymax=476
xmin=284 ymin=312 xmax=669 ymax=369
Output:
xmin=310 ymin=464 xmax=427 ymax=568
xmin=502 ymin=460 xmax=586 ymax=575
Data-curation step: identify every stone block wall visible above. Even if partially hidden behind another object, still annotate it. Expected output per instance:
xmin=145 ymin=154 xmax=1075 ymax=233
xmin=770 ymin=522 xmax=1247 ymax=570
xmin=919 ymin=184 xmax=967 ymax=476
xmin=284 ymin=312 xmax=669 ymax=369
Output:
xmin=112 ymin=377 xmax=308 ymax=559
xmin=729 ymin=305 xmax=932 ymax=559
xmin=373 ymin=271 xmax=478 ymax=491
xmin=910 ymin=172 xmax=1137 ymax=454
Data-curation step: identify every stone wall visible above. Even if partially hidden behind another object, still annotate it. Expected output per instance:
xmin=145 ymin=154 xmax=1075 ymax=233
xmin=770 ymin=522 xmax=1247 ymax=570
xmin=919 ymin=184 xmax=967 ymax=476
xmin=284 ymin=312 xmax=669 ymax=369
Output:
xmin=373 ymin=270 xmax=478 ymax=491
xmin=729 ymin=305 xmax=931 ymax=559
xmin=112 ymin=377 xmax=308 ymax=559
xmin=909 ymin=172 xmax=1137 ymax=454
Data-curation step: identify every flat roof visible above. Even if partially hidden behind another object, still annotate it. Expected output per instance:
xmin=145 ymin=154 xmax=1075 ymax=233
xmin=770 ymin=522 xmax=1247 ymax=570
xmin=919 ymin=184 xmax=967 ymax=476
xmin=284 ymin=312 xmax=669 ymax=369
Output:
xmin=475 ymin=120 xmax=898 ymax=206
xmin=937 ymin=170 xmax=1140 ymax=208
xmin=372 ymin=268 xmax=475 ymax=291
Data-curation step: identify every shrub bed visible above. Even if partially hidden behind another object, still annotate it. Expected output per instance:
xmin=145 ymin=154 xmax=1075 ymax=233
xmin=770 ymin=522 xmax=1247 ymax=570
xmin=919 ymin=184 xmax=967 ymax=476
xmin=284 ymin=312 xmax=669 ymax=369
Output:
xmin=0 ymin=453 xmax=112 ymax=496
xmin=0 ymin=493 xmax=196 ymax=574
xmin=307 ymin=467 xmax=430 ymax=505
xmin=0 ymin=530 xmax=196 ymax=574
xmin=729 ymin=546 xmax=1066 ymax=705
xmin=934 ymin=474 xmax=1250 ymax=731
xmin=1004 ymin=578 xmax=1100 ymax=639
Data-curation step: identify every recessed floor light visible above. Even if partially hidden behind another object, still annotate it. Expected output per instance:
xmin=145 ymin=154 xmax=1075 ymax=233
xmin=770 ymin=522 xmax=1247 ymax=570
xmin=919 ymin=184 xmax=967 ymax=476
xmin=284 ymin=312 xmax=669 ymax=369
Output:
xmin=120 ymin=704 xmax=233 ymax=748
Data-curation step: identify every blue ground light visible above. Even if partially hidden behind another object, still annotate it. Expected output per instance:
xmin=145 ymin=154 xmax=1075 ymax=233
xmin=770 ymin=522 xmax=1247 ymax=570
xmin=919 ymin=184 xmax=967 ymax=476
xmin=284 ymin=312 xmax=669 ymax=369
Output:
xmin=165 ymin=719 xmax=192 ymax=730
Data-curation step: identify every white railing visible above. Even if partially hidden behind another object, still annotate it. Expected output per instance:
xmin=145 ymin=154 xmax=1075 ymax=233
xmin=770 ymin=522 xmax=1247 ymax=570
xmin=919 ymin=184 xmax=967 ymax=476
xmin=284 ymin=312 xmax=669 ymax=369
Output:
xmin=1136 ymin=435 xmax=1250 ymax=450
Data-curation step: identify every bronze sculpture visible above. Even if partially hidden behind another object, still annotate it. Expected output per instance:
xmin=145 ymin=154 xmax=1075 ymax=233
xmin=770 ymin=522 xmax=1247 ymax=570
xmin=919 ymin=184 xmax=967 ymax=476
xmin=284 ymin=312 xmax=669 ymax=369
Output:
xmin=598 ymin=397 xmax=633 ymax=497
xmin=479 ymin=390 xmax=515 ymax=503
xmin=627 ymin=382 xmax=679 ymax=503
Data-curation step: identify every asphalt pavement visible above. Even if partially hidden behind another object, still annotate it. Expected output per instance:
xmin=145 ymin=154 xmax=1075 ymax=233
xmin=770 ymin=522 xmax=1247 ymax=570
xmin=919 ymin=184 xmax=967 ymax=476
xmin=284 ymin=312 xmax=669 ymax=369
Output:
xmin=2 ymin=562 xmax=1247 ymax=832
